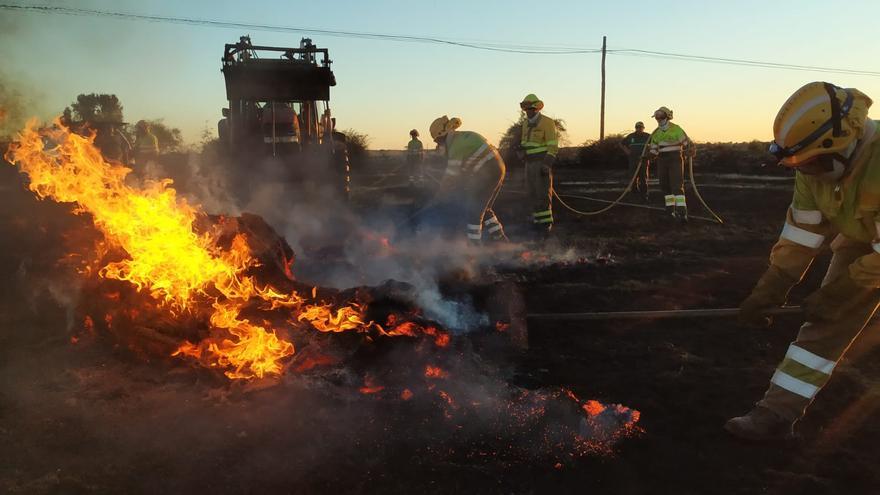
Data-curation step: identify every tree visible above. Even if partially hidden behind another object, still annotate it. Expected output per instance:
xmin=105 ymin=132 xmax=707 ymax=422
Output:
xmin=66 ymin=93 xmax=125 ymax=123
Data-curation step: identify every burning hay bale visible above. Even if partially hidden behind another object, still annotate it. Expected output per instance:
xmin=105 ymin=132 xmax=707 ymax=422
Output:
xmin=3 ymin=119 xmax=642 ymax=469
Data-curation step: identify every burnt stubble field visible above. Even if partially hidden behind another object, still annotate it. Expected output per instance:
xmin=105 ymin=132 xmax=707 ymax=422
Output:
xmin=2 ymin=150 xmax=880 ymax=495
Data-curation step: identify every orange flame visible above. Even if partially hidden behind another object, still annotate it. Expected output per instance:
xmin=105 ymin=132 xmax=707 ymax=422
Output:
xmin=5 ymin=120 xmax=375 ymax=380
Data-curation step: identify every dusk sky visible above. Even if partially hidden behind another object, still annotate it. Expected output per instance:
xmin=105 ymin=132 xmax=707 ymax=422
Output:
xmin=2 ymin=0 xmax=879 ymax=149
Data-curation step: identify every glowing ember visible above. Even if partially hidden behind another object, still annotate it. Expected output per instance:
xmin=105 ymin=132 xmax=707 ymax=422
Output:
xmin=424 ymin=365 xmax=448 ymax=379
xmin=359 ymin=375 xmax=384 ymax=394
xmin=5 ymin=120 xmax=378 ymax=380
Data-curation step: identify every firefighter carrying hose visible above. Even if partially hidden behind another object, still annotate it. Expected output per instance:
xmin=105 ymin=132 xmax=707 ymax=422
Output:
xmin=726 ymin=82 xmax=880 ymax=440
xmin=519 ymin=94 xmax=558 ymax=238
xmin=648 ymin=106 xmax=694 ymax=223
xmin=429 ymin=115 xmax=507 ymax=244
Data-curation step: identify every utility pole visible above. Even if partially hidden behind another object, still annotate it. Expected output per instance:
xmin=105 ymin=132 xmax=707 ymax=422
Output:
xmin=600 ymin=35 xmax=606 ymax=141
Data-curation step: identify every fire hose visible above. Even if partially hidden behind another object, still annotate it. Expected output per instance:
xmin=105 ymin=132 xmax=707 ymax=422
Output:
xmin=551 ymin=135 xmax=725 ymax=224
xmin=527 ymin=305 xmax=801 ymax=321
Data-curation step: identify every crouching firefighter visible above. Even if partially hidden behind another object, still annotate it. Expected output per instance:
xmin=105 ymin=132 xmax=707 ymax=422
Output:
xmin=648 ymin=106 xmax=694 ymax=223
xmin=429 ymin=115 xmax=508 ymax=244
xmin=726 ymin=82 xmax=880 ymax=440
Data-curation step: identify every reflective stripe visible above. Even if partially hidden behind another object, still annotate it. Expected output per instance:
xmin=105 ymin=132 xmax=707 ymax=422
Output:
xmin=533 ymin=210 xmax=553 ymax=224
xmin=785 ymin=345 xmax=836 ymax=375
xmin=874 ymin=222 xmax=880 ymax=254
xmin=484 ymin=217 xmax=500 ymax=226
xmin=467 ymin=224 xmax=481 ymax=231
xmin=778 ymin=95 xmax=827 ymax=145
xmin=448 ymin=159 xmax=462 ymax=166
xmin=472 ymin=152 xmax=495 ymax=173
xmin=770 ymin=370 xmax=820 ymax=399
xmin=664 ymin=195 xmax=675 ymax=206
xmin=467 ymin=232 xmax=482 ymax=240
xmin=487 ymin=224 xmax=502 ymax=233
xmin=659 ymin=145 xmax=682 ymax=153
xmin=263 ymin=136 xmax=298 ymax=143
xmin=525 ymin=146 xmax=548 ymax=155
xmin=674 ymin=195 xmax=687 ymax=206
xmin=780 ymin=222 xmax=825 ymax=248
xmin=792 ymin=207 xmax=822 ymax=225
xmin=545 ymin=140 xmax=558 ymax=145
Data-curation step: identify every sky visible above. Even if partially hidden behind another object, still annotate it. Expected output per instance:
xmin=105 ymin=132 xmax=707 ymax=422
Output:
xmin=2 ymin=0 xmax=880 ymax=149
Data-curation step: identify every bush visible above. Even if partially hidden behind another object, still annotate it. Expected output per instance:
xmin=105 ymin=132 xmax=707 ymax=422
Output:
xmin=340 ymin=128 xmax=370 ymax=163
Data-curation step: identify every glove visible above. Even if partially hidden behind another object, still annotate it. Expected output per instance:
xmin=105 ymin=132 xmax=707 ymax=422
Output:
xmin=803 ymin=271 xmax=877 ymax=323
xmin=739 ymin=265 xmax=795 ymax=328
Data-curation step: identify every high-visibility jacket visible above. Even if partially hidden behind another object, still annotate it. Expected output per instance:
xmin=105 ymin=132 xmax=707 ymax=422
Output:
xmin=135 ymin=132 xmax=159 ymax=154
xmin=444 ymin=131 xmax=499 ymax=178
xmin=407 ymin=138 xmax=423 ymax=155
xmin=520 ymin=114 xmax=558 ymax=158
xmin=649 ymin=123 xmax=689 ymax=154
xmin=770 ymin=120 xmax=880 ymax=288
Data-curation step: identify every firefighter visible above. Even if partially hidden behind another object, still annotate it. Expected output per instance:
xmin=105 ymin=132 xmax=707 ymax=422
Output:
xmin=406 ymin=129 xmax=425 ymax=186
xmin=133 ymin=120 xmax=160 ymax=166
xmin=519 ymin=94 xmax=558 ymax=237
xmin=648 ymin=106 xmax=694 ymax=222
xmin=619 ymin=121 xmax=651 ymax=202
xmin=429 ymin=115 xmax=507 ymax=244
xmin=91 ymin=119 xmax=131 ymax=165
xmin=726 ymin=82 xmax=879 ymax=440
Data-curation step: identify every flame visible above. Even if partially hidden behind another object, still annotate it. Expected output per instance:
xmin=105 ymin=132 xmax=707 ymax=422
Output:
xmin=5 ymin=120 xmax=376 ymax=380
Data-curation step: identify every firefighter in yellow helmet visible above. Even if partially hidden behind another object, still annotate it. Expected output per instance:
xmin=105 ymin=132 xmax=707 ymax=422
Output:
xmin=647 ymin=106 xmax=694 ymax=223
xmin=519 ymin=94 xmax=558 ymax=237
xmin=429 ymin=115 xmax=507 ymax=243
xmin=726 ymin=82 xmax=879 ymax=440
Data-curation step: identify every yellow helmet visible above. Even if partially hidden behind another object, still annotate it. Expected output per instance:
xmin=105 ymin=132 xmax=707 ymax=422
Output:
xmin=520 ymin=94 xmax=544 ymax=111
xmin=653 ymin=106 xmax=673 ymax=120
xmin=771 ymin=82 xmax=872 ymax=167
xmin=429 ymin=115 xmax=462 ymax=140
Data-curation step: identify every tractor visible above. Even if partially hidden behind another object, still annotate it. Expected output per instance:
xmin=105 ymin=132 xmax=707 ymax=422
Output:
xmin=218 ymin=36 xmax=350 ymax=200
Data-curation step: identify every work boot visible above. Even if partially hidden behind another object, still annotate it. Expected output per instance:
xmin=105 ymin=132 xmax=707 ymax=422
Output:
xmin=724 ymin=406 xmax=794 ymax=441
xmin=677 ymin=206 xmax=688 ymax=224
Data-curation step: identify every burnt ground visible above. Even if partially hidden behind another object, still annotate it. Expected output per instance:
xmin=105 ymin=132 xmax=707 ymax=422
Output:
xmin=2 ymin=153 xmax=880 ymax=495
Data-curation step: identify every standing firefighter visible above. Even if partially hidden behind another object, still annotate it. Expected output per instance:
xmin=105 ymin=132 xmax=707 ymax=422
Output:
xmin=648 ymin=106 xmax=693 ymax=222
xmin=133 ymin=120 xmax=160 ymax=166
xmin=520 ymin=94 xmax=558 ymax=237
xmin=620 ymin=121 xmax=651 ymax=201
xmin=406 ymin=129 xmax=425 ymax=185
xmin=727 ymin=82 xmax=879 ymax=440
xmin=429 ymin=115 xmax=507 ymax=244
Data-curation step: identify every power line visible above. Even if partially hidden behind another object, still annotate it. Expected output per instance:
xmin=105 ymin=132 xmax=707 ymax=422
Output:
xmin=2 ymin=3 xmax=879 ymax=77
xmin=609 ymin=48 xmax=880 ymax=77
xmin=0 ymin=3 xmax=602 ymax=54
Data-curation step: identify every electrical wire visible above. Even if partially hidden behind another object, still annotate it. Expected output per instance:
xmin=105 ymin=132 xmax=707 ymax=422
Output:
xmin=0 ymin=3 xmax=602 ymax=54
xmin=2 ymin=2 xmax=879 ymax=76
